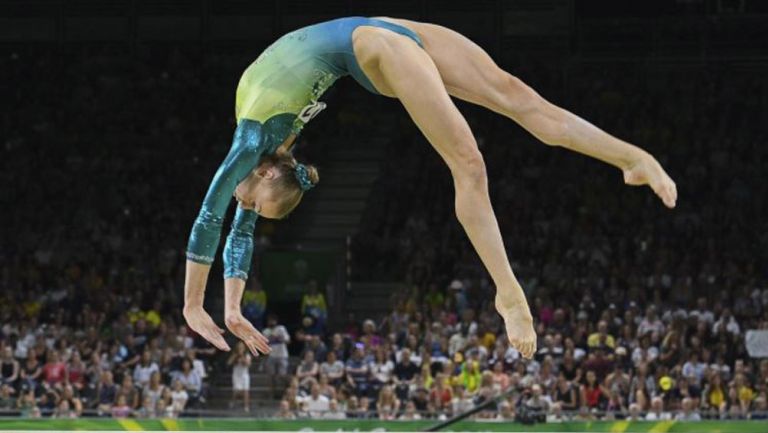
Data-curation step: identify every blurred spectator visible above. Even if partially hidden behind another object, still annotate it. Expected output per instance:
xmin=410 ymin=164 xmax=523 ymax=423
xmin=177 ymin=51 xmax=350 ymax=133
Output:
xmin=169 ymin=379 xmax=188 ymax=417
xmin=263 ymin=314 xmax=291 ymax=396
xmin=296 ymin=351 xmax=319 ymax=389
xmin=174 ymin=359 xmax=202 ymax=403
xmin=675 ymin=397 xmax=702 ymax=421
xmin=646 ymin=397 xmax=672 ymax=420
xmin=110 ymin=395 xmax=131 ymax=418
xmin=301 ymin=382 xmax=330 ymax=418
xmin=0 ymin=347 xmax=19 ymax=387
xmin=96 ymin=371 xmax=118 ymax=415
xmin=133 ymin=351 xmax=159 ymax=388
xmin=242 ymin=281 xmax=267 ymax=329
xmin=376 ymin=385 xmax=400 ymax=420
xmin=301 ymin=281 xmax=327 ymax=331
xmin=227 ymin=342 xmax=252 ymax=412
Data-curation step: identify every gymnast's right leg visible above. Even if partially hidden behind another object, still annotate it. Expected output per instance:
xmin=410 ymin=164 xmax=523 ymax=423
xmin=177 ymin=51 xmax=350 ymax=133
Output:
xmin=353 ymin=26 xmax=536 ymax=358
xmin=402 ymin=20 xmax=677 ymax=208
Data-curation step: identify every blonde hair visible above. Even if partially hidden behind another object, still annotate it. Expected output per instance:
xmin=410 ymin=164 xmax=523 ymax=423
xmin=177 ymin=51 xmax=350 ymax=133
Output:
xmin=259 ymin=153 xmax=319 ymax=218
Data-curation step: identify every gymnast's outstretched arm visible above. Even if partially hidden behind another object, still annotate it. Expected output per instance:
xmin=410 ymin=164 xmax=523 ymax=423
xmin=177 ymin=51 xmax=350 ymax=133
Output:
xmin=183 ymin=120 xmax=266 ymax=352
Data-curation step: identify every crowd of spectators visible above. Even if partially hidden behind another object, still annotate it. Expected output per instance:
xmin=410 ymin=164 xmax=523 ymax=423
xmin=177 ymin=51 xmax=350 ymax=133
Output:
xmin=0 ymin=308 xmax=212 ymax=418
xmin=279 ymin=283 xmax=768 ymax=421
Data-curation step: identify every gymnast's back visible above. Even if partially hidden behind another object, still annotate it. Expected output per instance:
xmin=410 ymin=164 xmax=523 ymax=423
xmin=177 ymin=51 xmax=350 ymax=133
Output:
xmin=234 ymin=17 xmax=422 ymax=133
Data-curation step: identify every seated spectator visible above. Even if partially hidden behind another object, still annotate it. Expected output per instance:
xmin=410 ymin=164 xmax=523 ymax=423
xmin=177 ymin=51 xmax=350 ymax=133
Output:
xmin=169 ymin=379 xmax=188 ymax=417
xmin=19 ymin=351 xmax=41 ymax=392
xmin=318 ymin=374 xmax=337 ymax=400
xmin=325 ymin=398 xmax=346 ymax=419
xmin=638 ymin=306 xmax=665 ymax=337
xmin=42 ymin=351 xmax=66 ymax=388
xmin=627 ymin=403 xmax=642 ymax=421
xmin=496 ymin=400 xmax=515 ymax=421
xmin=0 ymin=384 xmax=15 ymax=411
xmin=118 ymin=374 xmax=140 ymax=410
xmin=345 ymin=345 xmax=370 ymax=397
xmin=546 ymin=402 xmax=567 ymax=423
xmin=142 ymin=371 xmax=165 ymax=409
xmin=459 ymin=360 xmax=482 ymax=395
xmin=580 ymin=370 xmax=607 ymax=411
xmin=525 ymin=384 xmax=551 ymax=419
xmin=52 ymin=399 xmax=77 ymax=419
xmin=0 ymin=347 xmax=19 ymax=388
xmin=675 ymin=397 xmax=701 ymax=421
xmin=587 ymin=321 xmax=615 ymax=349
xmin=399 ymin=400 xmax=422 ymax=420
xmin=554 ymin=374 xmax=578 ymax=411
xmin=394 ymin=348 xmax=420 ymax=400
xmin=174 ymin=359 xmax=202 ymax=403
xmin=320 ymin=351 xmax=345 ymax=387
xmin=276 ymin=399 xmax=296 ymax=419
xmin=429 ymin=374 xmax=453 ymax=414
xmin=66 ymin=351 xmax=86 ymax=391
xmin=59 ymin=384 xmax=83 ymax=417
xmin=296 ymin=350 xmax=319 ymax=389
xmin=301 ymin=382 xmax=330 ymax=418
xmin=645 ymin=397 xmax=672 ymax=420
xmin=135 ymin=396 xmax=156 ymax=418
xmin=96 ymin=371 xmax=118 ymax=415
xmin=376 ymin=385 xmax=400 ymax=420
xmin=156 ymin=397 xmax=173 ymax=418
xmin=110 ymin=395 xmax=132 ymax=418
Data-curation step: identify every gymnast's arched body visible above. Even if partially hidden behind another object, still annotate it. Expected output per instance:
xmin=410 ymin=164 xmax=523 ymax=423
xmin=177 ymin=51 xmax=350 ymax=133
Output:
xmin=182 ymin=17 xmax=677 ymax=359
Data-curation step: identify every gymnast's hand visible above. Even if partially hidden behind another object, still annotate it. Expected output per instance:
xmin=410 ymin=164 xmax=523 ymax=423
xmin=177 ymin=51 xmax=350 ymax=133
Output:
xmin=183 ymin=305 xmax=231 ymax=352
xmin=224 ymin=312 xmax=272 ymax=357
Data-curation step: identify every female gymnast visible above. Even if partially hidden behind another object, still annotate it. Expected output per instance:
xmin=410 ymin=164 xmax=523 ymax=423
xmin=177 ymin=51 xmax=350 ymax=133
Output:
xmin=182 ymin=17 xmax=677 ymax=360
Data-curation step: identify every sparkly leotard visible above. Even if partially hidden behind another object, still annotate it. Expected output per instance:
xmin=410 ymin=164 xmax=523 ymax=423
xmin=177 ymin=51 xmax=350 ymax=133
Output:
xmin=186 ymin=17 xmax=423 ymax=280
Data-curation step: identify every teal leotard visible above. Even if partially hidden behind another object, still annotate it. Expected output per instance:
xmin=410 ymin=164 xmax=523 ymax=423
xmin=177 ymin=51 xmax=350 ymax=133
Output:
xmin=187 ymin=17 xmax=423 ymax=280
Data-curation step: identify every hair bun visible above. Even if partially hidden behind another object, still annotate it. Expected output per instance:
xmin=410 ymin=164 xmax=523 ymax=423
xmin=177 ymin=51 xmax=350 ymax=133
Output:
xmin=304 ymin=164 xmax=319 ymax=185
xmin=294 ymin=163 xmax=319 ymax=191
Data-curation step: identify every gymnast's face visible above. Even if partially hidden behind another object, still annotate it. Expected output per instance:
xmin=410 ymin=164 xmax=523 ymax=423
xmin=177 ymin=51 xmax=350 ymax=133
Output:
xmin=234 ymin=165 xmax=284 ymax=219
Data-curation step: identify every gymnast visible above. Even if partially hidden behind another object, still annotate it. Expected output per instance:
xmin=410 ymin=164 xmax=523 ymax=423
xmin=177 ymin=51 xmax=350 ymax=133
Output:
xmin=182 ymin=17 xmax=677 ymax=359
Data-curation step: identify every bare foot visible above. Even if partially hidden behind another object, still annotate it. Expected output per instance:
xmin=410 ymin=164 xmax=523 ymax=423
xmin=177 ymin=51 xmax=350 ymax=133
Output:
xmin=495 ymin=296 xmax=537 ymax=359
xmin=623 ymin=153 xmax=677 ymax=208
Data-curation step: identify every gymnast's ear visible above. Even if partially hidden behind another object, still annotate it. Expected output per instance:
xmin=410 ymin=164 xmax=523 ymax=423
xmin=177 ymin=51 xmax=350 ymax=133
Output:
xmin=255 ymin=164 xmax=277 ymax=180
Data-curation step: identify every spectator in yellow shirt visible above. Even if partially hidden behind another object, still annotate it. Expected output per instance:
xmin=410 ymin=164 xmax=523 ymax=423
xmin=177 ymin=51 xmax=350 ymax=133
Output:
xmin=588 ymin=320 xmax=616 ymax=349
xmin=301 ymin=280 xmax=327 ymax=330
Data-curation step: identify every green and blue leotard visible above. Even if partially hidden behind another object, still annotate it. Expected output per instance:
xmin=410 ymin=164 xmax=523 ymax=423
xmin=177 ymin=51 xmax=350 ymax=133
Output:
xmin=186 ymin=17 xmax=423 ymax=280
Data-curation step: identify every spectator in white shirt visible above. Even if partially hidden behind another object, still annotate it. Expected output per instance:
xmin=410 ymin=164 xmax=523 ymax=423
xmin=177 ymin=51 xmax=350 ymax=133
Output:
xmin=645 ymin=397 xmax=672 ymax=421
xmin=302 ymin=382 xmax=330 ymax=418
xmin=689 ymin=297 xmax=715 ymax=324
xmin=263 ymin=315 xmax=291 ymax=397
xmin=132 ymin=351 xmax=159 ymax=388
xmin=173 ymin=359 xmax=202 ymax=400
xmin=638 ymin=305 xmax=665 ymax=337
xmin=713 ymin=309 xmax=740 ymax=336
xmin=169 ymin=379 xmax=188 ymax=417
xmin=675 ymin=397 xmax=702 ymax=421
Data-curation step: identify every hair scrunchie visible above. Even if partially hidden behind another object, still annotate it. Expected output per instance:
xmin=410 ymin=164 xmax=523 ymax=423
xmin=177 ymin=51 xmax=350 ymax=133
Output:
xmin=294 ymin=163 xmax=315 ymax=191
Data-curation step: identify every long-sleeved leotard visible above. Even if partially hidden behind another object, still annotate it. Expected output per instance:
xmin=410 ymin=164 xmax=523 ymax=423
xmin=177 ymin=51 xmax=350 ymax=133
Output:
xmin=186 ymin=17 xmax=423 ymax=280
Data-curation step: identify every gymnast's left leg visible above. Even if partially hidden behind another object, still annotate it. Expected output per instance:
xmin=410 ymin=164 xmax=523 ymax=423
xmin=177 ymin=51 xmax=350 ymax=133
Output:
xmin=393 ymin=19 xmax=677 ymax=208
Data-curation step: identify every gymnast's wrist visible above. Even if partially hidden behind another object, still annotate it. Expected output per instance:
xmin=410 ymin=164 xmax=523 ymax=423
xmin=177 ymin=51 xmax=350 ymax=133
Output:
xmin=182 ymin=303 xmax=205 ymax=316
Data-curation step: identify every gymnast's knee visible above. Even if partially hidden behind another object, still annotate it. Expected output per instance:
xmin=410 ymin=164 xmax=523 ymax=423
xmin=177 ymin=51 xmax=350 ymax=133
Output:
xmin=451 ymin=150 xmax=488 ymax=190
